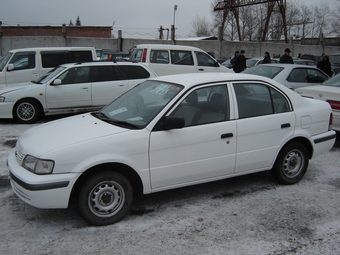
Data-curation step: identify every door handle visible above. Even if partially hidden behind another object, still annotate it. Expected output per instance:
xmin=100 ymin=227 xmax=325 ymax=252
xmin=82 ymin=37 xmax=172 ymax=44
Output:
xmin=221 ymin=133 xmax=233 ymax=139
xmin=82 ymin=87 xmax=89 ymax=89
xmin=281 ymin=123 xmax=291 ymax=128
xmin=198 ymin=68 xmax=204 ymax=71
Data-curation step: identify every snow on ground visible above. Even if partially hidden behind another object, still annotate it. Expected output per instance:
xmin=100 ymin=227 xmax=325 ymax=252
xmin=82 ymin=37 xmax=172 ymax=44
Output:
xmin=1 ymin=117 xmax=340 ymax=255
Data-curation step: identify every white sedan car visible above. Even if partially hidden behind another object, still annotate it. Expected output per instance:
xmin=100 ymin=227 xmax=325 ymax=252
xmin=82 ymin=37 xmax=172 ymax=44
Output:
xmin=0 ymin=61 xmax=156 ymax=123
xmin=296 ymin=74 xmax=340 ymax=132
xmin=242 ymin=63 xmax=329 ymax=90
xmin=8 ymin=73 xmax=336 ymax=225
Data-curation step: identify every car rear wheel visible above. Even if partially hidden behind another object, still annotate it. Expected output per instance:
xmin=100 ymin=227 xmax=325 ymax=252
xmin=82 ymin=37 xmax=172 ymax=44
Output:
xmin=271 ymin=142 xmax=309 ymax=185
xmin=78 ymin=171 xmax=133 ymax=226
xmin=13 ymin=99 xmax=41 ymax=124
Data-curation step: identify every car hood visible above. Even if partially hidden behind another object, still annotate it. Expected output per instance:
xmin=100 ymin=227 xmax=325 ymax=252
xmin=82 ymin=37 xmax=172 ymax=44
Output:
xmin=17 ymin=113 xmax=130 ymax=157
xmin=0 ymin=82 xmax=38 ymax=94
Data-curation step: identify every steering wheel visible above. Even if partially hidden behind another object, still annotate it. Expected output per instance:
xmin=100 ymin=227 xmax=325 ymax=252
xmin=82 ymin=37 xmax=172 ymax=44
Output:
xmin=123 ymin=96 xmax=149 ymax=118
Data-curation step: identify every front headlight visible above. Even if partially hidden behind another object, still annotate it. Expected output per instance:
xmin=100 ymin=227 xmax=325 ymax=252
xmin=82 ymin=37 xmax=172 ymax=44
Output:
xmin=22 ymin=155 xmax=54 ymax=174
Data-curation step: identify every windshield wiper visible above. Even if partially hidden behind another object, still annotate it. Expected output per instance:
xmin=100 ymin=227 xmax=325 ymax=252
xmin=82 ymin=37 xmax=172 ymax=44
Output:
xmin=91 ymin=112 xmax=140 ymax=129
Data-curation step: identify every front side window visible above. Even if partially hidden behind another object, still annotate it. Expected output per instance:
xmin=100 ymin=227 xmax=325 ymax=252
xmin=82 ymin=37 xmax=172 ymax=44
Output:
xmin=150 ymin=50 xmax=169 ymax=64
xmin=9 ymin=52 xmax=36 ymax=70
xmin=233 ymin=83 xmax=290 ymax=119
xmin=170 ymin=84 xmax=229 ymax=127
xmin=196 ymin=52 xmax=216 ymax=67
xmin=171 ymin=50 xmax=194 ymax=65
xmin=56 ymin=66 xmax=90 ymax=84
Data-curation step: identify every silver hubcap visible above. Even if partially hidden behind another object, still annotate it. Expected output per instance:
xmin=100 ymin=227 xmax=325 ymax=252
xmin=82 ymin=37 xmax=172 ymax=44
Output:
xmin=17 ymin=102 xmax=35 ymax=121
xmin=283 ymin=150 xmax=303 ymax=178
xmin=88 ymin=181 xmax=125 ymax=218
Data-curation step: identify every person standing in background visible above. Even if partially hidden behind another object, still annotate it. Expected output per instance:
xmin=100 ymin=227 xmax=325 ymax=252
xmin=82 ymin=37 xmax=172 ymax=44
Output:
xmin=317 ymin=54 xmax=332 ymax=77
xmin=234 ymin=50 xmax=247 ymax=73
xmin=263 ymin=52 xmax=271 ymax=64
xmin=279 ymin=48 xmax=294 ymax=64
xmin=230 ymin=51 xmax=239 ymax=72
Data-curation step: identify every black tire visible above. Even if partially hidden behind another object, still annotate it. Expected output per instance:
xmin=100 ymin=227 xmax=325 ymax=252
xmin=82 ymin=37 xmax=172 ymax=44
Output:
xmin=13 ymin=99 xmax=41 ymax=124
xmin=271 ymin=142 xmax=309 ymax=185
xmin=78 ymin=171 xmax=133 ymax=226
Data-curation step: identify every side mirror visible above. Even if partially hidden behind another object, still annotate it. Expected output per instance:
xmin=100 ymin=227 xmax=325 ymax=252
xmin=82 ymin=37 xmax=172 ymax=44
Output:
xmin=214 ymin=61 xmax=220 ymax=67
xmin=52 ymin=79 xmax=62 ymax=85
xmin=7 ymin=64 xmax=14 ymax=71
xmin=155 ymin=116 xmax=185 ymax=131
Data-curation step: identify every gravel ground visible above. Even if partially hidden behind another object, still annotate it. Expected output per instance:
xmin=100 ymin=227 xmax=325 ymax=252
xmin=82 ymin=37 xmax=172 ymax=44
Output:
xmin=0 ymin=117 xmax=339 ymax=255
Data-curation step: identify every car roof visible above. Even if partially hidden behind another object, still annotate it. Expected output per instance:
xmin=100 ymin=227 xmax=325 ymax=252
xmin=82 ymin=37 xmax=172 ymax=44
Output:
xmin=148 ymin=72 xmax=284 ymax=90
xmin=134 ymin=44 xmax=205 ymax=52
xmin=9 ymin=47 xmax=94 ymax=53
xmin=59 ymin=61 xmax=147 ymax=68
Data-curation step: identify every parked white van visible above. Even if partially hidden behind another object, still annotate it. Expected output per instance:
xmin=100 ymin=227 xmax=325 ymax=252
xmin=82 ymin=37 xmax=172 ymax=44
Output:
xmin=130 ymin=44 xmax=233 ymax=76
xmin=0 ymin=47 xmax=97 ymax=85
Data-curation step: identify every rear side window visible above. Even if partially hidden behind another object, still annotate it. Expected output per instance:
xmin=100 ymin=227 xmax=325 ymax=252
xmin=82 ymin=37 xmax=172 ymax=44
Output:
xmin=150 ymin=50 xmax=169 ymax=64
xmin=233 ymin=83 xmax=290 ymax=118
xmin=70 ymin=51 xmax=93 ymax=62
xmin=91 ymin=66 xmax=121 ymax=82
xmin=9 ymin=51 xmax=36 ymax=70
xmin=41 ymin=52 xmax=70 ymax=68
xmin=41 ymin=51 xmax=93 ymax=68
xmin=118 ymin=65 xmax=151 ymax=79
xmin=171 ymin=50 xmax=194 ymax=65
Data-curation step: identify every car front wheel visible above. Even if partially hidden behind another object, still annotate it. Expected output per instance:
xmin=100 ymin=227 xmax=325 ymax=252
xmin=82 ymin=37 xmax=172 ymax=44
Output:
xmin=78 ymin=171 xmax=133 ymax=226
xmin=272 ymin=142 xmax=309 ymax=185
xmin=13 ymin=99 xmax=41 ymax=124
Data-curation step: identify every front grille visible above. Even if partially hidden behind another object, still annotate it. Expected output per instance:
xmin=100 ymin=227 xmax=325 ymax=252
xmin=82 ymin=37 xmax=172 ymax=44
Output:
xmin=15 ymin=149 xmax=25 ymax=165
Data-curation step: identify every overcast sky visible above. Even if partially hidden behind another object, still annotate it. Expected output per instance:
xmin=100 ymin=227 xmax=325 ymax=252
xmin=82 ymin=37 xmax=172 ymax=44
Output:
xmin=0 ymin=0 xmax=334 ymax=39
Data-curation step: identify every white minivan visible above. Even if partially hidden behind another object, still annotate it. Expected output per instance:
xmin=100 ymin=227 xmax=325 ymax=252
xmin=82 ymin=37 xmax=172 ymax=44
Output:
xmin=130 ymin=44 xmax=233 ymax=76
xmin=0 ymin=47 xmax=97 ymax=85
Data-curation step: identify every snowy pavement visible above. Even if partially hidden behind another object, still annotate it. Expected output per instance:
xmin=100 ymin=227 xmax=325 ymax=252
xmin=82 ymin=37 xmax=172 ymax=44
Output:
xmin=1 ymin=117 xmax=339 ymax=255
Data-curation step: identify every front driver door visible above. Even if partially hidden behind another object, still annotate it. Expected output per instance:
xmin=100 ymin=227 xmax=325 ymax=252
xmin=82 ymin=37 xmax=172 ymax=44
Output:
xmin=45 ymin=66 xmax=92 ymax=109
xmin=149 ymin=84 xmax=237 ymax=190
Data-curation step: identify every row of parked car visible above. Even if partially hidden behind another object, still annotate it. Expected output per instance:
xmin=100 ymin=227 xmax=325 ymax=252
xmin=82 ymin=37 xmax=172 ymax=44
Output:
xmin=2 ymin=44 xmax=337 ymax=226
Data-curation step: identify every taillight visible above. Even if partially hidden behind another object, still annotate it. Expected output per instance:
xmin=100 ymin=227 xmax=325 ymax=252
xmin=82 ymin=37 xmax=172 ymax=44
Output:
xmin=327 ymin=100 xmax=340 ymax=110
xmin=141 ymin=49 xmax=147 ymax=62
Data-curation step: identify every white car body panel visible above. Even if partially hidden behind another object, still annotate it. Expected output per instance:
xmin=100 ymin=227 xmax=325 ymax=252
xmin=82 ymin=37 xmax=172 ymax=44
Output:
xmin=295 ymin=85 xmax=340 ymax=132
xmin=7 ymin=73 xmax=336 ymax=210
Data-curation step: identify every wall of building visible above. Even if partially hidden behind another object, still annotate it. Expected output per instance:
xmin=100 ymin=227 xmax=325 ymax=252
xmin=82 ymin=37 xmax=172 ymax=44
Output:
xmin=1 ymin=36 xmax=340 ymax=59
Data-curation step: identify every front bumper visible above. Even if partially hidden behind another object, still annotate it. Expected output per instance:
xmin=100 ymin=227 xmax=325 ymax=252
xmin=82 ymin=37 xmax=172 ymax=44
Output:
xmin=8 ymin=148 xmax=79 ymax=209
xmin=0 ymin=101 xmax=15 ymax=119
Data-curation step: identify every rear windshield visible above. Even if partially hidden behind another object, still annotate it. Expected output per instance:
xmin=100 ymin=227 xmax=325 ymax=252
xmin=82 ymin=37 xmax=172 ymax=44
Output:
xmin=130 ymin=49 xmax=143 ymax=62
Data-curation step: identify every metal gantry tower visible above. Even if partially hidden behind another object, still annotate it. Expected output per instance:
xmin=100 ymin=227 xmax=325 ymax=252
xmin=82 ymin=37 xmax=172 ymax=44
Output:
xmin=214 ymin=0 xmax=288 ymax=42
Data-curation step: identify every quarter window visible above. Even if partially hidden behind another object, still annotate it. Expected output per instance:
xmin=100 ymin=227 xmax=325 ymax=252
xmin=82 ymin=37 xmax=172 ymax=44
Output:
xmin=196 ymin=52 xmax=216 ymax=67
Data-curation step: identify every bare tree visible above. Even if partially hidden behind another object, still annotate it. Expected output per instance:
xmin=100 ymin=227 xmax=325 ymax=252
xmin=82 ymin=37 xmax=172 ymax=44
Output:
xmin=191 ymin=16 xmax=212 ymax=37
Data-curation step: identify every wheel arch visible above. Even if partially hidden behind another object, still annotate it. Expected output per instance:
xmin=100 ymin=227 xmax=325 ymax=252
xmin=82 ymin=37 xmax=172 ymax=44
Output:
xmin=282 ymin=136 xmax=313 ymax=159
xmin=12 ymin=97 xmax=45 ymax=118
xmin=69 ymin=162 xmax=144 ymax=207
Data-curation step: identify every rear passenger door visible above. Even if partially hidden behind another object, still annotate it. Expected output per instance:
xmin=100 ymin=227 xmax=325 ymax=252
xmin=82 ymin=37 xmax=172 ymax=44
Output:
xmin=90 ymin=65 xmax=129 ymax=106
xmin=232 ymin=82 xmax=296 ymax=173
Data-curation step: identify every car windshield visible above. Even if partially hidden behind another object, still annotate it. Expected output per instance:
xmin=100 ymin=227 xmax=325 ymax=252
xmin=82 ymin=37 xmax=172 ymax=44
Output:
xmin=242 ymin=65 xmax=284 ymax=79
xmin=93 ymin=80 xmax=184 ymax=129
xmin=322 ymin=73 xmax=340 ymax=87
xmin=32 ymin=66 xmax=66 ymax=84
xmin=246 ymin=59 xmax=258 ymax=68
xmin=0 ymin=52 xmax=12 ymax=72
